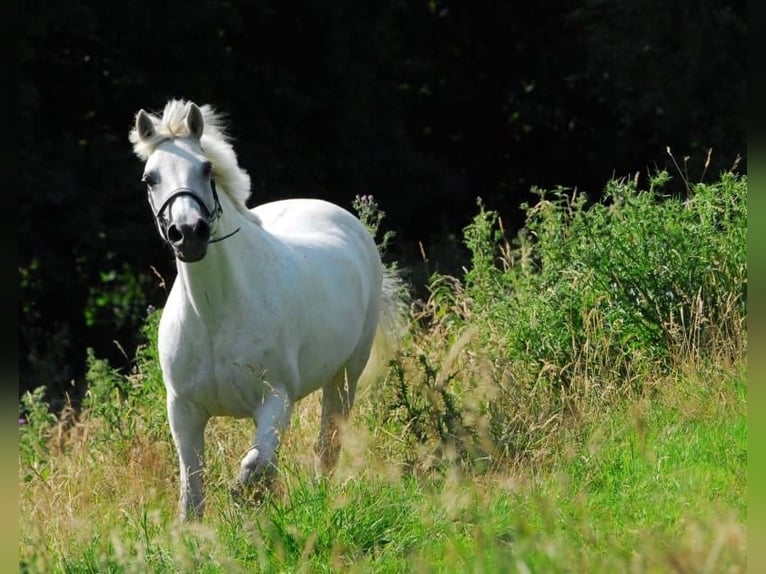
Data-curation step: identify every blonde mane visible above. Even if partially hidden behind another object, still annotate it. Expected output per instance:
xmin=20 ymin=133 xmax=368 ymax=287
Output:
xmin=129 ymin=99 xmax=259 ymax=223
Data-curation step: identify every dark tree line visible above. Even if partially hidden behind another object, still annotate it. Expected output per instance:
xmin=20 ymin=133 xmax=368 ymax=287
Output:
xmin=20 ymin=0 xmax=746 ymax=406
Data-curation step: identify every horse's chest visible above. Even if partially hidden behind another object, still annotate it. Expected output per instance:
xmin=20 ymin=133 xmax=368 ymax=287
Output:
xmin=158 ymin=312 xmax=280 ymax=414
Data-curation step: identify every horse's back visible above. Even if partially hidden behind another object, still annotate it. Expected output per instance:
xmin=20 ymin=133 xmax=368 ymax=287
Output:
xmin=252 ymin=198 xmax=383 ymax=291
xmin=252 ymin=196 xmax=384 ymax=325
xmin=253 ymin=198 xmax=369 ymax=241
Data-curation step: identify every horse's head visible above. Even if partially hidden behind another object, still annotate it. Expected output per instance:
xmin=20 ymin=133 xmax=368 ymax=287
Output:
xmin=135 ymin=103 xmax=220 ymax=263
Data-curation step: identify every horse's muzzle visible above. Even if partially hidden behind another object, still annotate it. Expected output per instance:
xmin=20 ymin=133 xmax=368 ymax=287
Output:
xmin=167 ymin=219 xmax=211 ymax=262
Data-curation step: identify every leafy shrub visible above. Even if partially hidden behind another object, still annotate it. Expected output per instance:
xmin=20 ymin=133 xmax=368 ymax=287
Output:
xmin=84 ymin=263 xmax=154 ymax=330
xmin=381 ymin=170 xmax=746 ymax=467
xmin=464 ymin=170 xmax=746 ymax=383
xmin=353 ymin=194 xmax=396 ymax=256
xmin=75 ymin=308 xmax=167 ymax=448
xmin=19 ymin=386 xmax=58 ymax=473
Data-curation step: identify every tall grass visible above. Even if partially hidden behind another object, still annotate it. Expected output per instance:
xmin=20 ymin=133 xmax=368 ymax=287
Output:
xmin=19 ymin=171 xmax=746 ymax=572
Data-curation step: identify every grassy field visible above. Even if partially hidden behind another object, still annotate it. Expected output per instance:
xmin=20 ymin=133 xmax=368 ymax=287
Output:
xmin=19 ymin=172 xmax=747 ymax=572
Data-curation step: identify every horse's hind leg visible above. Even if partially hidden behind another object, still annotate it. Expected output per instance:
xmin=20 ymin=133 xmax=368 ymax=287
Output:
xmin=316 ymin=367 xmax=359 ymax=473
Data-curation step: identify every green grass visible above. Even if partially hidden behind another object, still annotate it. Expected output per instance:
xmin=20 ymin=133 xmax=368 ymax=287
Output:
xmin=19 ymin=171 xmax=747 ymax=572
xmin=19 ymin=365 xmax=746 ymax=572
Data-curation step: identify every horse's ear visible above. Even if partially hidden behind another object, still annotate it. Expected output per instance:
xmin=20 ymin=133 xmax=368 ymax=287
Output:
xmin=136 ymin=110 xmax=155 ymax=142
xmin=186 ymin=103 xmax=204 ymax=140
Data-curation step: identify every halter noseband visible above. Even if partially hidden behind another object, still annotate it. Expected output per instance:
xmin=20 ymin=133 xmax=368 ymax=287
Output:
xmin=148 ymin=179 xmax=239 ymax=244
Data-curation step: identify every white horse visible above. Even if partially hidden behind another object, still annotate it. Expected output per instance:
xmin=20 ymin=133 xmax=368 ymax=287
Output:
xmin=129 ymin=100 xmax=407 ymax=520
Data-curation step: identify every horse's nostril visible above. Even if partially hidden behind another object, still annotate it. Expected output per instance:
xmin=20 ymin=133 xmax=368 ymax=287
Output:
xmin=167 ymin=224 xmax=183 ymax=244
xmin=166 ymin=220 xmax=209 ymax=247
xmin=194 ymin=220 xmax=210 ymax=240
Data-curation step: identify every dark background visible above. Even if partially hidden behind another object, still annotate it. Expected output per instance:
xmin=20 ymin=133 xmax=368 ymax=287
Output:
xmin=19 ymin=0 xmax=746 ymax=407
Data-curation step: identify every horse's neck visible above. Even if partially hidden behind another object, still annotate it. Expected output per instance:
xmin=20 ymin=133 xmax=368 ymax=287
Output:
xmin=173 ymin=194 xmax=266 ymax=320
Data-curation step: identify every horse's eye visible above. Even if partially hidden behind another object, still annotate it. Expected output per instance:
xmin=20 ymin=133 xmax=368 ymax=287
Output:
xmin=142 ymin=173 xmax=157 ymax=187
xmin=202 ymin=162 xmax=212 ymax=177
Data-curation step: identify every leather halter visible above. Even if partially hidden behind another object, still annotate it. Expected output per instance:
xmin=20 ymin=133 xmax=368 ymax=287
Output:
xmin=148 ymin=179 xmax=239 ymax=244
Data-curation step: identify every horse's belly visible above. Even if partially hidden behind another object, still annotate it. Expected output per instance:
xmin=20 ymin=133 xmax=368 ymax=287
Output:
xmin=209 ymin=356 xmax=278 ymax=416
xmin=162 ymin=354 xmax=272 ymax=418
xmin=159 ymin=327 xmax=332 ymax=417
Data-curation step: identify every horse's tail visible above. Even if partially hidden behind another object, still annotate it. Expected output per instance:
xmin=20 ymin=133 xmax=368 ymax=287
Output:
xmin=358 ymin=266 xmax=410 ymax=391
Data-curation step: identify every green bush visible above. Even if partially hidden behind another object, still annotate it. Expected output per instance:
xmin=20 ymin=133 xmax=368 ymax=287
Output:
xmin=382 ymin=170 xmax=746 ymax=466
xmin=463 ymin=171 xmax=746 ymax=384
xmin=77 ymin=308 xmax=167 ymax=446
xmin=19 ymin=386 xmax=58 ymax=474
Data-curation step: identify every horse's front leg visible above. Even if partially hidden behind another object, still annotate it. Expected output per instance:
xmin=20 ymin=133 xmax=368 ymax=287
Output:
xmin=167 ymin=396 xmax=208 ymax=521
xmin=239 ymin=387 xmax=293 ymax=488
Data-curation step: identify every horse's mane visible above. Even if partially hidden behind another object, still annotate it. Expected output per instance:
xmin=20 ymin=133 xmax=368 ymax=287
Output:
xmin=129 ymin=99 xmax=258 ymax=223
